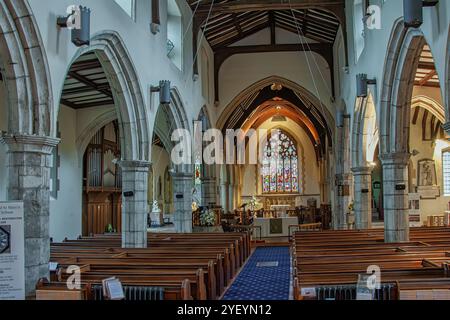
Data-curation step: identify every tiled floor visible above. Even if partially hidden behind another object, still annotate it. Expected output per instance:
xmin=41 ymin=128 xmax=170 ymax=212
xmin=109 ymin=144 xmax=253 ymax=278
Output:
xmin=222 ymin=247 xmax=291 ymax=300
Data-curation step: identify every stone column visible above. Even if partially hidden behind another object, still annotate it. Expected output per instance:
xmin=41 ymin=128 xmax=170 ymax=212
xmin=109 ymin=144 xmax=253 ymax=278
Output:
xmin=119 ymin=160 xmax=151 ymax=248
xmin=228 ymin=184 xmax=235 ymax=212
xmin=352 ymin=167 xmax=373 ymax=230
xmin=220 ymin=183 xmax=229 ymax=213
xmin=380 ymin=153 xmax=410 ymax=243
xmin=334 ymin=114 xmax=352 ymax=230
xmin=0 ymin=134 xmax=59 ymax=296
xmin=172 ymin=172 xmax=193 ymax=233
xmin=202 ymin=177 xmax=217 ymax=207
xmin=334 ymin=173 xmax=353 ymax=229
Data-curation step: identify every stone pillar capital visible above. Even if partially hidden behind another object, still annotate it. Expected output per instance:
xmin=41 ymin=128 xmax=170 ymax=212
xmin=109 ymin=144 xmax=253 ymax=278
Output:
xmin=351 ymin=166 xmax=373 ymax=175
xmin=118 ymin=160 xmax=151 ymax=171
xmin=0 ymin=133 xmax=60 ymax=154
xmin=170 ymin=171 xmax=194 ymax=180
xmin=379 ymin=152 xmax=410 ymax=166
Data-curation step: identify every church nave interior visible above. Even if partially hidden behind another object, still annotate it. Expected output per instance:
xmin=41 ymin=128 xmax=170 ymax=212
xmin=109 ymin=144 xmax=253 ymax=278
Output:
xmin=1 ymin=0 xmax=450 ymax=304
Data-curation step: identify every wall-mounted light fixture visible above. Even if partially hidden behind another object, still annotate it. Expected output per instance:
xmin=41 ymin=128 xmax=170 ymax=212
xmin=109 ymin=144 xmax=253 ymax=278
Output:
xmin=404 ymin=0 xmax=439 ymax=28
xmin=57 ymin=5 xmax=91 ymax=47
xmin=151 ymin=80 xmax=171 ymax=105
xmin=356 ymin=74 xmax=377 ymax=98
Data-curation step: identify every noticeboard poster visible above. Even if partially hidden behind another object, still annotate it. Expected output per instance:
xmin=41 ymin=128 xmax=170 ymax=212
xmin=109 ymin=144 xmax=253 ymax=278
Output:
xmin=408 ymin=193 xmax=421 ymax=227
xmin=0 ymin=202 xmax=25 ymax=300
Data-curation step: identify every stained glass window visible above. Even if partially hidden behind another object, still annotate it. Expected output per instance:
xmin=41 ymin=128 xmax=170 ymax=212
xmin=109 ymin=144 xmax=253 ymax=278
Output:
xmin=261 ymin=129 xmax=299 ymax=193
xmin=194 ymin=164 xmax=202 ymax=185
xmin=443 ymin=151 xmax=450 ymax=196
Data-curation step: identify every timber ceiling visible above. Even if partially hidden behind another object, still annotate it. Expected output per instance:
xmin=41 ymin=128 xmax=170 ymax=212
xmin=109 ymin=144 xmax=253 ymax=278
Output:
xmin=187 ymin=1 xmax=341 ymax=49
xmin=187 ymin=0 xmax=346 ymax=101
xmin=61 ymin=52 xmax=114 ymax=109
xmin=415 ymin=45 xmax=440 ymax=88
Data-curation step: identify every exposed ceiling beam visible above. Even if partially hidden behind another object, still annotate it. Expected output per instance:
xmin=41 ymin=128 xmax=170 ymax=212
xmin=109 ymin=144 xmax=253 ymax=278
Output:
xmin=195 ymin=0 xmax=345 ymax=14
xmin=418 ymin=70 xmax=437 ymax=86
xmin=68 ymin=71 xmax=113 ymax=98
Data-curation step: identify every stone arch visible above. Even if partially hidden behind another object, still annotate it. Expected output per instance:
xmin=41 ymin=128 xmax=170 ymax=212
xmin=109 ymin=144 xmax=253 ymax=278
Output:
xmin=379 ymin=19 xmax=427 ymax=156
xmin=351 ymin=92 xmax=379 ymax=230
xmin=76 ymin=109 xmax=118 ymax=165
xmin=170 ymin=87 xmax=191 ymax=133
xmin=217 ymin=76 xmax=335 ymax=140
xmin=0 ymin=0 xmax=53 ymax=136
xmin=352 ymin=92 xmax=379 ymax=168
xmin=63 ymin=31 xmax=149 ymax=162
xmin=378 ymin=19 xmax=430 ymax=242
xmin=445 ymin=26 xmax=450 ymax=127
xmin=411 ymin=95 xmax=446 ymax=123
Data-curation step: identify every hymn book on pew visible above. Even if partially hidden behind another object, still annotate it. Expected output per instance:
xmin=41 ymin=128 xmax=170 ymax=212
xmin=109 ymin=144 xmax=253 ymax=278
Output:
xmin=102 ymin=277 xmax=125 ymax=300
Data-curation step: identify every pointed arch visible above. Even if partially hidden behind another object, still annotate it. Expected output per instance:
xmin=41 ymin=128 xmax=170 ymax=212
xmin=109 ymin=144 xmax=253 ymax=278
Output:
xmin=411 ymin=95 xmax=445 ymax=123
xmin=63 ymin=31 xmax=149 ymax=162
xmin=76 ymin=109 xmax=118 ymax=165
xmin=0 ymin=0 xmax=53 ymax=136
xmin=352 ymin=92 xmax=379 ymax=168
xmin=445 ymin=26 xmax=450 ymax=126
xmin=379 ymin=19 xmax=427 ymax=155
xmin=217 ymin=75 xmax=335 ymax=135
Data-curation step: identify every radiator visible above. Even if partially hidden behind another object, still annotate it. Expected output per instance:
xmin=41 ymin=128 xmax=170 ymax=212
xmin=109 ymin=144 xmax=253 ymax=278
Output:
xmin=92 ymin=285 xmax=165 ymax=301
xmin=315 ymin=283 xmax=396 ymax=301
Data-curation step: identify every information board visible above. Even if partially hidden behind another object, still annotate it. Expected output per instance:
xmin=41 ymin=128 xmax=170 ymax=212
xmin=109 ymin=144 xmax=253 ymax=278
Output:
xmin=0 ymin=202 xmax=25 ymax=300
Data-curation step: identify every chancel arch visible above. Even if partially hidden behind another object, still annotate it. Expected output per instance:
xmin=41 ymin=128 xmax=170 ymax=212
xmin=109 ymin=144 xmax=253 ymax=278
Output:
xmin=220 ymin=76 xmax=327 ymax=216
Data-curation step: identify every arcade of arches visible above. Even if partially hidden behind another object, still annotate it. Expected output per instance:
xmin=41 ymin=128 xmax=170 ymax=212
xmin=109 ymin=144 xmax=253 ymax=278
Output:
xmin=2 ymin=0 xmax=450 ymax=300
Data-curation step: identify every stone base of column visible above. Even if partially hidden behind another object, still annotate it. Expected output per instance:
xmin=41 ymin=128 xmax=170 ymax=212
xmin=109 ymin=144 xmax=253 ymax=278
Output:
xmin=0 ymin=134 xmax=60 ymax=296
xmin=119 ymin=160 xmax=151 ymax=248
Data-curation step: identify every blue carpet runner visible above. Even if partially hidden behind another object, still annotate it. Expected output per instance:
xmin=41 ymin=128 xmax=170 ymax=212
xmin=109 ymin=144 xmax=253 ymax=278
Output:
xmin=222 ymin=247 xmax=291 ymax=300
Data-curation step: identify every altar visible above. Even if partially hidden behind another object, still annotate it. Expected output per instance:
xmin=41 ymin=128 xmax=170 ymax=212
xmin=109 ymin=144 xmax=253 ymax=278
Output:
xmin=270 ymin=204 xmax=291 ymax=217
xmin=253 ymin=217 xmax=298 ymax=238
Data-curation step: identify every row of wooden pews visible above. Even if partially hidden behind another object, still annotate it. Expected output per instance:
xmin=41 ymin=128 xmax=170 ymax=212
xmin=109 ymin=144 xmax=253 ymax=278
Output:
xmin=292 ymin=227 xmax=450 ymax=300
xmin=36 ymin=232 xmax=251 ymax=300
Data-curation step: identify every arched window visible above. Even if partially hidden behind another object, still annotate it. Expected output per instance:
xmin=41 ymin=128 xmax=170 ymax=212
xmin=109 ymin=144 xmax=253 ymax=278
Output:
xmin=167 ymin=0 xmax=183 ymax=70
xmin=261 ymin=129 xmax=299 ymax=193
xmin=114 ymin=0 xmax=136 ymax=20
xmin=353 ymin=0 xmax=365 ymax=63
xmin=443 ymin=149 xmax=450 ymax=196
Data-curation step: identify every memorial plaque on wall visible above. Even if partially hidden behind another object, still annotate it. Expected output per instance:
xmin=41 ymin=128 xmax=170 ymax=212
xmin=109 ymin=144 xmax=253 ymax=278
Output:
xmin=0 ymin=202 xmax=25 ymax=300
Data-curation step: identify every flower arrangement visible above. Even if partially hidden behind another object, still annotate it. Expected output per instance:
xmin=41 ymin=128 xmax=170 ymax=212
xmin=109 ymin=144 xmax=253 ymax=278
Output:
xmin=348 ymin=201 xmax=354 ymax=213
xmin=200 ymin=210 xmax=216 ymax=227
xmin=249 ymin=195 xmax=261 ymax=211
